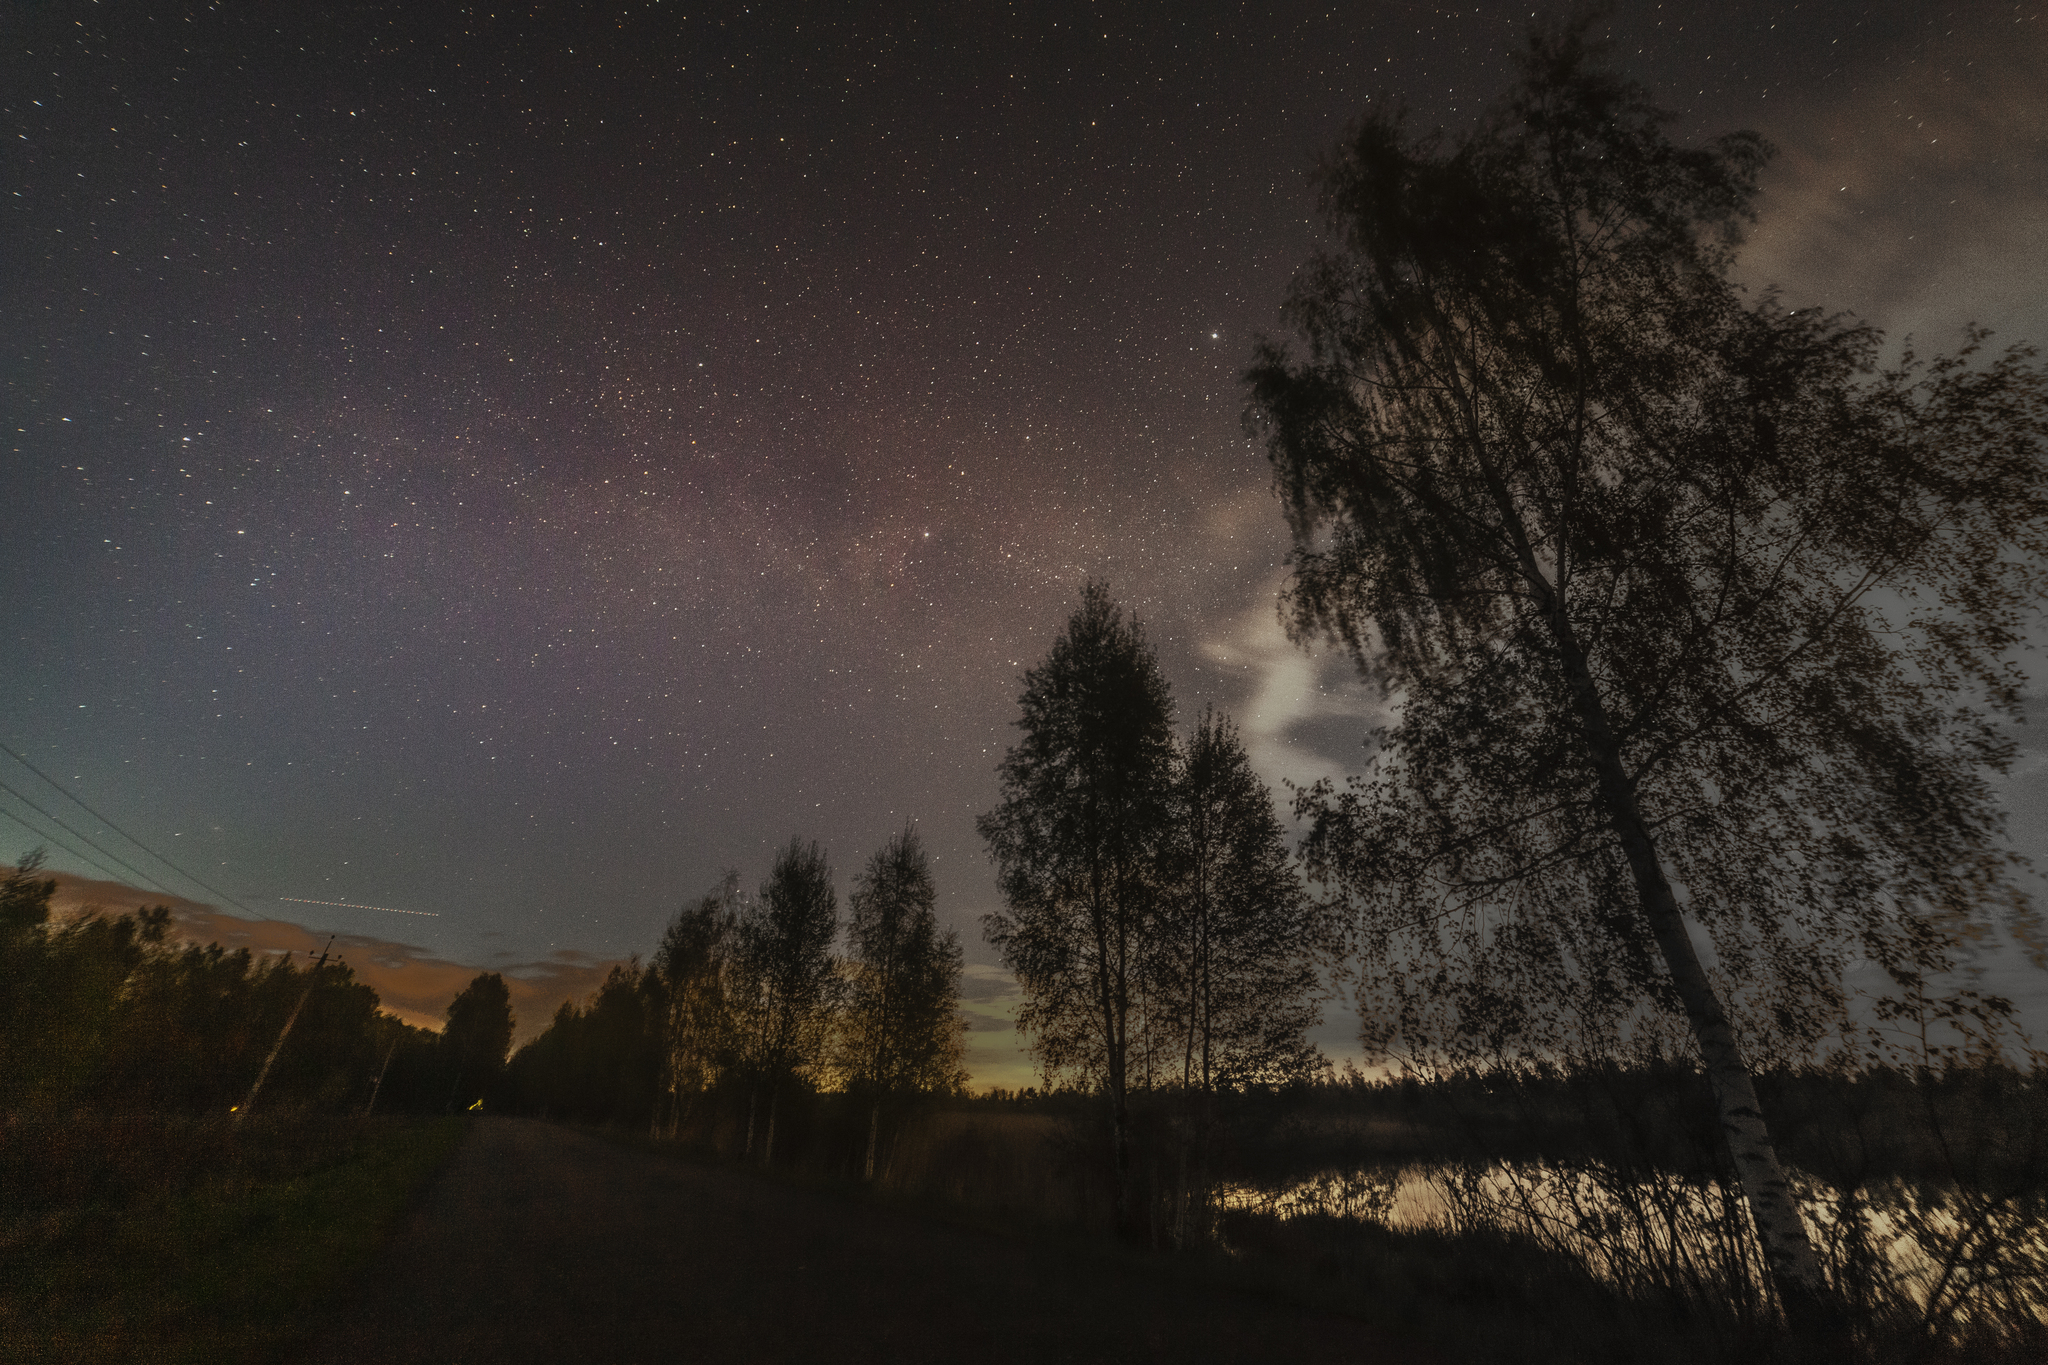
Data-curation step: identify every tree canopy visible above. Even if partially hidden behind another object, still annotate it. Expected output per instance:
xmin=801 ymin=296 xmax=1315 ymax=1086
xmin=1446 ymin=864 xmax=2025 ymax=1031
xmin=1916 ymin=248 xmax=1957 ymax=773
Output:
xmin=0 ymin=850 xmax=421 ymax=1116
xmin=1154 ymin=708 xmax=1325 ymax=1094
xmin=839 ymin=825 xmax=967 ymax=1100
xmin=739 ymin=836 xmax=841 ymax=1162
xmin=646 ymin=877 xmax=746 ymax=1137
xmin=838 ymin=825 xmax=968 ymax=1177
xmin=1243 ymin=11 xmax=2048 ymax=1333
xmin=979 ymin=580 xmax=1178 ymax=1230
xmin=442 ymin=971 xmax=515 ymax=1108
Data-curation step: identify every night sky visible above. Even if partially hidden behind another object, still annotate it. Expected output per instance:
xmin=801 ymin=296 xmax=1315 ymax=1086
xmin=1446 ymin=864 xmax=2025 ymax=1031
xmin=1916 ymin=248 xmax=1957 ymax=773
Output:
xmin=5 ymin=1 xmax=2045 ymax=1070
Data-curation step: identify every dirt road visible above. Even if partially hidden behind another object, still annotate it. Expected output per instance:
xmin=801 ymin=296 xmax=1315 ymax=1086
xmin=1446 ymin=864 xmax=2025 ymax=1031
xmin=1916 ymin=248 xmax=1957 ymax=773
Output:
xmin=303 ymin=1117 xmax=1429 ymax=1364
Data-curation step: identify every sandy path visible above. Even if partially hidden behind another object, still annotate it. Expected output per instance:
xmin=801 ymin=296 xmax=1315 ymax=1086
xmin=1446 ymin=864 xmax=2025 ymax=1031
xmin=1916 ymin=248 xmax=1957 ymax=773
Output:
xmin=303 ymin=1116 xmax=1431 ymax=1364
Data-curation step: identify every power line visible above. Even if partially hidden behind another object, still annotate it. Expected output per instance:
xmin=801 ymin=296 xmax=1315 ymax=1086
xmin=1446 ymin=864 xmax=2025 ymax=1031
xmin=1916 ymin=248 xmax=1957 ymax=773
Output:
xmin=0 ymin=803 xmax=139 ymax=887
xmin=0 ymin=739 xmax=265 ymax=918
xmin=0 ymin=774 xmax=190 ymax=901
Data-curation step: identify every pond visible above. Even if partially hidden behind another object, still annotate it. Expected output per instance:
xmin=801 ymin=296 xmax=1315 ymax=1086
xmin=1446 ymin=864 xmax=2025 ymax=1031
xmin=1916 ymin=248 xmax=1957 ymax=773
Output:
xmin=1217 ymin=1159 xmax=2048 ymax=1332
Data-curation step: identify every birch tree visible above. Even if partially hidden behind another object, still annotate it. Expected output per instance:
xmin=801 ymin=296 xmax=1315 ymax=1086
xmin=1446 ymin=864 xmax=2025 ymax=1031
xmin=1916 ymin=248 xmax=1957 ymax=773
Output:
xmin=649 ymin=875 xmax=745 ymax=1138
xmin=979 ymin=580 xmax=1176 ymax=1237
xmin=1156 ymin=708 xmax=1324 ymax=1095
xmin=740 ymin=837 xmax=840 ymax=1165
xmin=1244 ymin=13 xmax=2048 ymax=1337
xmin=837 ymin=826 xmax=967 ymax=1178
xmin=1152 ymin=709 xmax=1327 ymax=1248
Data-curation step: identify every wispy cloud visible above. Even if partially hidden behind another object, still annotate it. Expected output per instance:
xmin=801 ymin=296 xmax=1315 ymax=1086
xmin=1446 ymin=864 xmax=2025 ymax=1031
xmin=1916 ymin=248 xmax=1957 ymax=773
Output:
xmin=1198 ymin=568 xmax=1392 ymax=803
xmin=1737 ymin=19 xmax=2048 ymax=349
xmin=957 ymin=962 xmax=1036 ymax=1091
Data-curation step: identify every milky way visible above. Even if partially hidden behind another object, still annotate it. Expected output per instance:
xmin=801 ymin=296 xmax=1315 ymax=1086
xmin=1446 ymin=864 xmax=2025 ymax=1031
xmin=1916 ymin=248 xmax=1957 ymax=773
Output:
xmin=5 ymin=2 xmax=2043 ymax=1070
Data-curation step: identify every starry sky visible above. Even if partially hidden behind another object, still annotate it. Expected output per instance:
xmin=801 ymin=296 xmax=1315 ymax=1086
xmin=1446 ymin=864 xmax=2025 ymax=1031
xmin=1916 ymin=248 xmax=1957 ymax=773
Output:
xmin=5 ymin=1 xmax=2045 ymax=1071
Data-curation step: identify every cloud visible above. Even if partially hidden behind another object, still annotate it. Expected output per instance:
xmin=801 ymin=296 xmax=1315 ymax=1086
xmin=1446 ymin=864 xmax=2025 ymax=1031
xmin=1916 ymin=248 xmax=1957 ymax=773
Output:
xmin=957 ymin=962 xmax=1036 ymax=1091
xmin=1198 ymin=569 xmax=1393 ymax=801
xmin=957 ymin=960 xmax=1023 ymax=1004
xmin=1737 ymin=21 xmax=2048 ymax=349
xmin=42 ymin=871 xmax=624 ymax=1043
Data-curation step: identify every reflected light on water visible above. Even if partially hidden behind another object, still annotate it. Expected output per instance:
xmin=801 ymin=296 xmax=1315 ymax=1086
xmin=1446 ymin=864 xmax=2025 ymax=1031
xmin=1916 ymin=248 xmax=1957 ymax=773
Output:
xmin=1218 ymin=1161 xmax=2048 ymax=1328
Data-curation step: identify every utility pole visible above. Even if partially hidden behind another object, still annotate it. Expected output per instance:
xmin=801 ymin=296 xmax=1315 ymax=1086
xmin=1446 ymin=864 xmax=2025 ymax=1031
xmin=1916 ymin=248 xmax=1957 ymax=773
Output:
xmin=235 ymin=935 xmax=334 ymax=1123
xmin=364 ymin=1032 xmax=401 ymax=1116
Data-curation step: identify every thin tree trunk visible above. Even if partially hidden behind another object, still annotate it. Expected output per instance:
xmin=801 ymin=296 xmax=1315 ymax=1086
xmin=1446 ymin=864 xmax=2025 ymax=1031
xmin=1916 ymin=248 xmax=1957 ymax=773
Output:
xmin=763 ymin=1086 xmax=779 ymax=1166
xmin=743 ymin=1088 xmax=757 ymax=1160
xmin=1467 ymin=417 xmax=1840 ymax=1339
xmin=1182 ymin=837 xmax=1204 ymax=1092
xmin=864 ymin=1101 xmax=880 ymax=1181
xmin=1107 ymin=1040 xmax=1131 ymax=1237
xmin=1170 ymin=1137 xmax=1188 ymax=1252
xmin=1148 ymin=1152 xmax=1162 ymax=1248
xmin=1089 ymin=856 xmax=1135 ymax=1238
xmin=1546 ymin=603 xmax=1840 ymax=1338
xmin=673 ymin=1085 xmax=694 ymax=1143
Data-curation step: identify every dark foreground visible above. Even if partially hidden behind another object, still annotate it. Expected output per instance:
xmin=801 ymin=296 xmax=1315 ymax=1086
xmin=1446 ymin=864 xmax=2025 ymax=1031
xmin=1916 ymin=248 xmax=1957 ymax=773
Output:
xmin=305 ymin=1117 xmax=1428 ymax=1365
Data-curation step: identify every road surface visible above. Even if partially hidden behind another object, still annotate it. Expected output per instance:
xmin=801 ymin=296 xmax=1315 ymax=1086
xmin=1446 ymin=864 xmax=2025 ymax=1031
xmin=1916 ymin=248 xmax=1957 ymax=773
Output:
xmin=304 ymin=1116 xmax=1433 ymax=1364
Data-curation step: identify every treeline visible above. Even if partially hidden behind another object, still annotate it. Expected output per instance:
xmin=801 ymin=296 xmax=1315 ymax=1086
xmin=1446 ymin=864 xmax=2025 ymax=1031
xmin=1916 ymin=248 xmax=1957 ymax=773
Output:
xmin=505 ymin=827 xmax=967 ymax=1178
xmin=0 ymin=854 xmax=514 ymax=1117
xmin=500 ymin=584 xmax=1337 ymax=1222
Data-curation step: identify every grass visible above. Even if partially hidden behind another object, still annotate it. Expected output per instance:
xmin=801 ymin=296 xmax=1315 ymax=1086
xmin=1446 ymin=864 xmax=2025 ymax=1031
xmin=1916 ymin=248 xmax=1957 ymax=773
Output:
xmin=0 ymin=1112 xmax=468 ymax=1365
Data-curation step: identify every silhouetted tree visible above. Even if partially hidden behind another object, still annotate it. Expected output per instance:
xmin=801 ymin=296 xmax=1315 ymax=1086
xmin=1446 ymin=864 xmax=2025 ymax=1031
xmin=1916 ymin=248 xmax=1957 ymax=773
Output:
xmin=837 ymin=826 xmax=968 ymax=1178
xmin=504 ymin=1000 xmax=583 ymax=1117
xmin=1244 ymin=12 xmax=2048 ymax=1335
xmin=526 ymin=961 xmax=666 ymax=1124
xmin=979 ymin=580 xmax=1177 ymax=1236
xmin=0 ymin=850 xmax=53 ymax=943
xmin=1142 ymin=711 xmax=1328 ymax=1248
xmin=739 ymin=838 xmax=840 ymax=1163
xmin=0 ymin=876 xmax=166 ymax=1110
xmin=649 ymin=875 xmax=745 ymax=1137
xmin=0 ymin=852 xmax=58 ymax=1103
xmin=0 ymin=849 xmax=391 ymax=1114
xmin=1156 ymin=709 xmax=1325 ymax=1093
xmin=364 ymin=1011 xmax=435 ymax=1115
xmin=442 ymin=971 xmax=514 ymax=1110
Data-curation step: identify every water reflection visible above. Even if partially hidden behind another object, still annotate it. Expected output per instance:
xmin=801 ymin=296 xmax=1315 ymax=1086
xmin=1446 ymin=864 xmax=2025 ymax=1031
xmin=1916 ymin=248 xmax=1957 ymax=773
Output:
xmin=1218 ymin=1161 xmax=2048 ymax=1330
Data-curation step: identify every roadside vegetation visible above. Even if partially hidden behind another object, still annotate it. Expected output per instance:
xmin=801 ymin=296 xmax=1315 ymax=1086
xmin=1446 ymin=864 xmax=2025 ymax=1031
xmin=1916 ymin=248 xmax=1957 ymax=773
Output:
xmin=0 ymin=854 xmax=512 ymax=1119
xmin=0 ymin=856 xmax=500 ymax=1362
xmin=544 ymin=1057 xmax=2045 ymax=1363
xmin=0 ymin=1112 xmax=465 ymax=1365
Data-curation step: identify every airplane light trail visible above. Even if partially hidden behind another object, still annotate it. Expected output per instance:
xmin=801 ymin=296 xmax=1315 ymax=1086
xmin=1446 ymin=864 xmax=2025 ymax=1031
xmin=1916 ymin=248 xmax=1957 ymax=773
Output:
xmin=279 ymin=896 xmax=439 ymax=917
